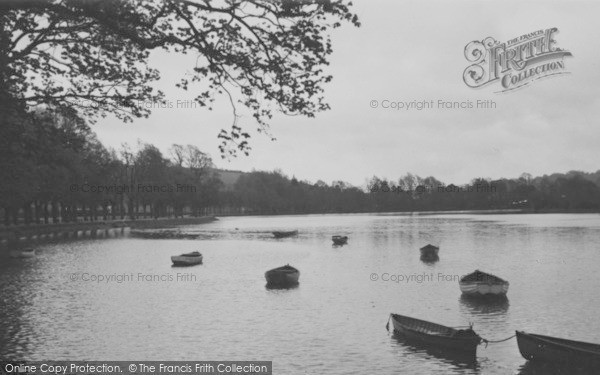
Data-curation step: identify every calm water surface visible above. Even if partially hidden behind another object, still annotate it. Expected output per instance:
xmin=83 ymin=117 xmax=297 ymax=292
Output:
xmin=1 ymin=213 xmax=600 ymax=374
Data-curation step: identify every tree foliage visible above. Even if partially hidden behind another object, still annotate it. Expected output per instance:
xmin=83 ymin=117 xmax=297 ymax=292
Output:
xmin=1 ymin=0 xmax=359 ymax=156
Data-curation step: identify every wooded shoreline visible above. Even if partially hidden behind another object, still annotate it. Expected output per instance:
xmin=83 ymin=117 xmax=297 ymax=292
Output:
xmin=0 ymin=216 xmax=217 ymax=246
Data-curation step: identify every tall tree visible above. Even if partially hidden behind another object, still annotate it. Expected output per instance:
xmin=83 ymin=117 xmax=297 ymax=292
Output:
xmin=1 ymin=0 xmax=359 ymax=156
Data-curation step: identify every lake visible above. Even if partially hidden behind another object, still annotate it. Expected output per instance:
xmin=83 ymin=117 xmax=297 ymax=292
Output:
xmin=1 ymin=213 xmax=600 ymax=374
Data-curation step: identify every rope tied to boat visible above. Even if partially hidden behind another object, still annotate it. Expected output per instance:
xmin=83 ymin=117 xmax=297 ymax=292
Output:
xmin=481 ymin=334 xmax=516 ymax=347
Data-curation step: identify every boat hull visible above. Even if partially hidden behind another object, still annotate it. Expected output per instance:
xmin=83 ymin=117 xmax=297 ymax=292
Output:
xmin=390 ymin=314 xmax=480 ymax=356
xmin=332 ymin=236 xmax=348 ymax=245
xmin=516 ymin=331 xmax=600 ymax=366
xmin=132 ymin=230 xmax=198 ymax=239
xmin=459 ymin=281 xmax=509 ymax=296
xmin=272 ymin=230 xmax=298 ymax=239
xmin=419 ymin=248 xmax=439 ymax=257
xmin=265 ymin=266 xmax=300 ymax=286
xmin=419 ymin=244 xmax=439 ymax=259
xmin=459 ymin=270 xmax=509 ymax=296
xmin=171 ymin=255 xmax=202 ymax=266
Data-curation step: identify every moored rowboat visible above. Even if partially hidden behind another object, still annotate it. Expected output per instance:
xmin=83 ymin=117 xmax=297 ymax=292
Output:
xmin=516 ymin=331 xmax=600 ymax=366
xmin=459 ymin=270 xmax=509 ymax=296
xmin=272 ymin=230 xmax=298 ymax=238
xmin=420 ymin=244 xmax=439 ymax=258
xmin=387 ymin=313 xmax=482 ymax=356
xmin=132 ymin=229 xmax=198 ymax=239
xmin=265 ymin=264 xmax=300 ymax=286
xmin=332 ymin=235 xmax=348 ymax=245
xmin=171 ymin=251 xmax=202 ymax=266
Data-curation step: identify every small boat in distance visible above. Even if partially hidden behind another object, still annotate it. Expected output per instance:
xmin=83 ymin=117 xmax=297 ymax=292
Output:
xmin=10 ymin=248 xmax=36 ymax=258
xmin=272 ymin=230 xmax=298 ymax=239
xmin=332 ymin=235 xmax=348 ymax=245
xmin=420 ymin=244 xmax=439 ymax=259
xmin=171 ymin=251 xmax=203 ymax=266
xmin=265 ymin=264 xmax=300 ymax=286
xmin=516 ymin=331 xmax=600 ymax=367
xmin=387 ymin=313 xmax=482 ymax=356
xmin=459 ymin=270 xmax=509 ymax=296
xmin=132 ymin=229 xmax=198 ymax=239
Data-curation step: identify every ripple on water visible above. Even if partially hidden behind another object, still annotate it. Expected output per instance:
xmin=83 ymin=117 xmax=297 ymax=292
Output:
xmin=1 ymin=213 xmax=600 ymax=374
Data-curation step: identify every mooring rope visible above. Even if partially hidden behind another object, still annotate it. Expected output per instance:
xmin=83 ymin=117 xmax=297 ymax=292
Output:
xmin=481 ymin=334 xmax=516 ymax=347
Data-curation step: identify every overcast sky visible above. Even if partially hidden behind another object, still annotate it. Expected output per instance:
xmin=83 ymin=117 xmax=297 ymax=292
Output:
xmin=93 ymin=0 xmax=600 ymax=187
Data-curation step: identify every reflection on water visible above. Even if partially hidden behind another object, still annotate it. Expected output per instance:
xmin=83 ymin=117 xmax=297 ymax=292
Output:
xmin=2 ymin=213 xmax=600 ymax=374
xmin=265 ymin=283 xmax=300 ymax=291
xmin=516 ymin=360 xmax=597 ymax=375
xmin=420 ymin=254 xmax=440 ymax=264
xmin=390 ymin=334 xmax=480 ymax=371
xmin=459 ymin=295 xmax=510 ymax=316
xmin=0 ymin=256 xmax=40 ymax=358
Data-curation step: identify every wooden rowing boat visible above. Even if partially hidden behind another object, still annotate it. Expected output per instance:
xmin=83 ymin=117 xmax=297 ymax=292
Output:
xmin=332 ymin=235 xmax=348 ymax=245
xmin=265 ymin=264 xmax=300 ymax=286
xmin=516 ymin=331 xmax=600 ymax=366
xmin=459 ymin=270 xmax=509 ymax=296
xmin=272 ymin=230 xmax=298 ymax=239
xmin=171 ymin=251 xmax=203 ymax=266
xmin=388 ymin=313 xmax=482 ymax=356
xmin=419 ymin=244 xmax=439 ymax=258
xmin=132 ymin=229 xmax=199 ymax=239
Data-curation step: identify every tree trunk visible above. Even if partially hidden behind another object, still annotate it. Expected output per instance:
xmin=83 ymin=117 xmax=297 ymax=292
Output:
xmin=34 ymin=201 xmax=40 ymax=224
xmin=52 ymin=201 xmax=59 ymax=223
xmin=43 ymin=202 xmax=49 ymax=224
xmin=128 ymin=198 xmax=135 ymax=220
xmin=23 ymin=203 xmax=31 ymax=224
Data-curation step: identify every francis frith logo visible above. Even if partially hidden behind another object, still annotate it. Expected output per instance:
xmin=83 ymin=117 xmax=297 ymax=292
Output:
xmin=463 ymin=28 xmax=572 ymax=92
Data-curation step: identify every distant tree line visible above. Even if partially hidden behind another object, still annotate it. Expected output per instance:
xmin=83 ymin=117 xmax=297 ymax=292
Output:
xmin=362 ymin=172 xmax=600 ymax=213
xmin=0 ymin=105 xmax=222 ymax=226
xmin=2 ymin=107 xmax=599 ymax=225
xmin=226 ymin=170 xmax=600 ymax=215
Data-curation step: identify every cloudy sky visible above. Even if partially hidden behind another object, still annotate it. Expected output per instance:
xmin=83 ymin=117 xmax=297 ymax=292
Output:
xmin=93 ymin=0 xmax=600 ymax=187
